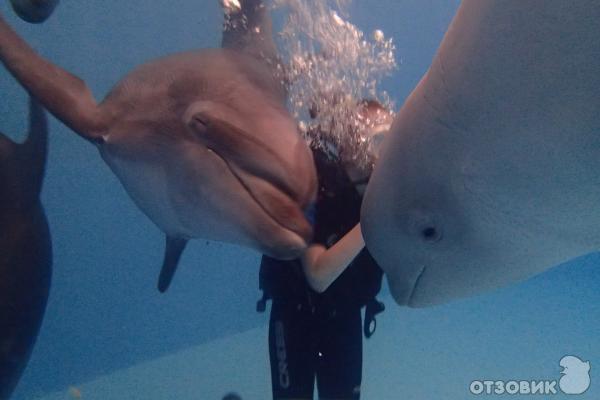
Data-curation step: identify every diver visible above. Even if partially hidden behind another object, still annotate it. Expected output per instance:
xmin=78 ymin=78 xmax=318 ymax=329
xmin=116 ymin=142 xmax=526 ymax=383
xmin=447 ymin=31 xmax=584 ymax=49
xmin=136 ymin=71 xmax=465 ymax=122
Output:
xmin=257 ymin=100 xmax=393 ymax=400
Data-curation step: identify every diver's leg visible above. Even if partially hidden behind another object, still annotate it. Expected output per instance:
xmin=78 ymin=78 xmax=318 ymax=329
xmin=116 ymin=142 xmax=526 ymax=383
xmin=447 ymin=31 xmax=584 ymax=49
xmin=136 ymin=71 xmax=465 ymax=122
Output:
xmin=316 ymin=308 xmax=363 ymax=400
xmin=0 ymin=13 xmax=109 ymax=142
xmin=268 ymin=301 xmax=315 ymax=399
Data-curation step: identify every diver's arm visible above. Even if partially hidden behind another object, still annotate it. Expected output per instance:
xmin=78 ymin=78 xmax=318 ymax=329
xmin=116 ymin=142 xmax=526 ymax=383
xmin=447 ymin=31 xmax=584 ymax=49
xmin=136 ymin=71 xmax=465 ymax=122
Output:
xmin=301 ymin=223 xmax=365 ymax=293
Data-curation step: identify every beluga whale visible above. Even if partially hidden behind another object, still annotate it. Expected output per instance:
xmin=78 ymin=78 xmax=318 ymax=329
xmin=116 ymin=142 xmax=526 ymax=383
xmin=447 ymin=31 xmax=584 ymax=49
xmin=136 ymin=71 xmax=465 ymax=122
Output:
xmin=0 ymin=97 xmax=52 ymax=399
xmin=0 ymin=0 xmax=317 ymax=292
xmin=9 ymin=0 xmax=59 ymax=24
xmin=362 ymin=0 xmax=600 ymax=307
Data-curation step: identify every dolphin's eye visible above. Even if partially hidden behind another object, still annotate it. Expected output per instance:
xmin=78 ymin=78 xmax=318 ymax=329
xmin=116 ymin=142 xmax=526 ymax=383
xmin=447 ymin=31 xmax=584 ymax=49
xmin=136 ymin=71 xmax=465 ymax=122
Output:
xmin=194 ymin=116 xmax=209 ymax=127
xmin=191 ymin=115 xmax=210 ymax=137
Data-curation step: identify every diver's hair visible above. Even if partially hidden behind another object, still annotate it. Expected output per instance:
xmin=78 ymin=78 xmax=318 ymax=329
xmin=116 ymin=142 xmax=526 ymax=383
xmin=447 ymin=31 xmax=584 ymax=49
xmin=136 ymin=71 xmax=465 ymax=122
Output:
xmin=307 ymin=98 xmax=390 ymax=173
xmin=358 ymin=99 xmax=386 ymax=114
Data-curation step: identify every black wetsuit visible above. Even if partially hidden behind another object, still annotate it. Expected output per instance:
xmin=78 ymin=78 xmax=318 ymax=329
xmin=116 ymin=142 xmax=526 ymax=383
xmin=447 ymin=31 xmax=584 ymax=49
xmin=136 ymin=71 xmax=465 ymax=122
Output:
xmin=258 ymin=148 xmax=383 ymax=400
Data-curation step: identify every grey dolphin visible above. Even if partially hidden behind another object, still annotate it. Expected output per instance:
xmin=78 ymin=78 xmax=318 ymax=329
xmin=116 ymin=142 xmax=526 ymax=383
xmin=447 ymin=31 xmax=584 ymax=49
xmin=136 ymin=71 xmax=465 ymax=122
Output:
xmin=0 ymin=97 xmax=52 ymax=399
xmin=9 ymin=0 xmax=59 ymax=24
xmin=0 ymin=0 xmax=317 ymax=292
xmin=362 ymin=0 xmax=600 ymax=307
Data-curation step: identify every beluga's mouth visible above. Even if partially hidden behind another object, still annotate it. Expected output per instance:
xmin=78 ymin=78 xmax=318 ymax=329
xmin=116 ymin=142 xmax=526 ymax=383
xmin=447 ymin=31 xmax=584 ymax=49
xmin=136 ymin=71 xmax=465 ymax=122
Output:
xmin=407 ymin=265 xmax=426 ymax=307
xmin=390 ymin=264 xmax=427 ymax=307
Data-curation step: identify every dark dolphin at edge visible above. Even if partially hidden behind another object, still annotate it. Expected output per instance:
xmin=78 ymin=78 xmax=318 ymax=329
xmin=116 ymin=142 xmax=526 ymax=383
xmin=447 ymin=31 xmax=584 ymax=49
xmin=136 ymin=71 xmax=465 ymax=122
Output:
xmin=0 ymin=97 xmax=52 ymax=399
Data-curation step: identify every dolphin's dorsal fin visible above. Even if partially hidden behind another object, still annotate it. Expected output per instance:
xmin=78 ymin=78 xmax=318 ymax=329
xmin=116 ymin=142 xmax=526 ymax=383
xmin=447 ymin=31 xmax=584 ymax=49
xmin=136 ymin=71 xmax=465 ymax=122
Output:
xmin=0 ymin=97 xmax=48 ymax=207
xmin=221 ymin=0 xmax=278 ymax=65
xmin=20 ymin=97 xmax=49 ymax=200
xmin=157 ymin=236 xmax=188 ymax=293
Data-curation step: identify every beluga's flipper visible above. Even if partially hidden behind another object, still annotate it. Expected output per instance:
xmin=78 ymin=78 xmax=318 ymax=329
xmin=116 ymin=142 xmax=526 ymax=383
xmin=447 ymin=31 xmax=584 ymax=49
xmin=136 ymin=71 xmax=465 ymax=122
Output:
xmin=0 ymin=96 xmax=52 ymax=399
xmin=157 ymin=237 xmax=188 ymax=293
xmin=10 ymin=0 xmax=60 ymax=24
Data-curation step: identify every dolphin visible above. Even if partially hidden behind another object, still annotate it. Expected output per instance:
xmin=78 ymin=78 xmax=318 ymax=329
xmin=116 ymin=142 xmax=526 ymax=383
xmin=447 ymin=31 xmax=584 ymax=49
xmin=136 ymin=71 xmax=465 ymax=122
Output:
xmin=9 ymin=0 xmax=59 ymax=24
xmin=361 ymin=0 xmax=600 ymax=307
xmin=0 ymin=97 xmax=52 ymax=399
xmin=0 ymin=0 xmax=317 ymax=292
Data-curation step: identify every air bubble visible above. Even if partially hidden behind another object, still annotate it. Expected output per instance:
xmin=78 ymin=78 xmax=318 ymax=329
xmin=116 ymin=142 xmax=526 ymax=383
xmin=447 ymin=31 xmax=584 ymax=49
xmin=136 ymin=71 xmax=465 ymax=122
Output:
xmin=221 ymin=0 xmax=241 ymax=13
xmin=274 ymin=0 xmax=397 ymax=168
xmin=373 ymin=29 xmax=384 ymax=42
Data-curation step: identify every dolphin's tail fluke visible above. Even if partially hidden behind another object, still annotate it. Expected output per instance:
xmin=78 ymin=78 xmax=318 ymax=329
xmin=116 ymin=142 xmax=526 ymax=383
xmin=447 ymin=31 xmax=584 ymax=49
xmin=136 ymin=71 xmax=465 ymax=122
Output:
xmin=157 ymin=236 xmax=188 ymax=293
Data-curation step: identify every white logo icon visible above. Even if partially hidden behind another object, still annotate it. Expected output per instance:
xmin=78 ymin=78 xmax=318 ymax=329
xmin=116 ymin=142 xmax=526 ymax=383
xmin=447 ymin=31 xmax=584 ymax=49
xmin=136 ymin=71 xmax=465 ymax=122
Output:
xmin=559 ymin=355 xmax=591 ymax=395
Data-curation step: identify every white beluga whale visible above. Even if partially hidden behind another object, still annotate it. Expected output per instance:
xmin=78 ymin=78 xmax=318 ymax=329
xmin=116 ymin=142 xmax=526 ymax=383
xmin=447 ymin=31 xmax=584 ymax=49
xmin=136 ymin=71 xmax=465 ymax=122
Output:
xmin=0 ymin=0 xmax=317 ymax=292
xmin=9 ymin=0 xmax=59 ymax=23
xmin=362 ymin=0 xmax=600 ymax=307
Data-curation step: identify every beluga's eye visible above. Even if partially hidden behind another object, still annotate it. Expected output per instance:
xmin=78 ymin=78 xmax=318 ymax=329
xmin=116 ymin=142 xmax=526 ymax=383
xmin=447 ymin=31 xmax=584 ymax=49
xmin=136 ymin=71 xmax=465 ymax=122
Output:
xmin=407 ymin=209 xmax=443 ymax=244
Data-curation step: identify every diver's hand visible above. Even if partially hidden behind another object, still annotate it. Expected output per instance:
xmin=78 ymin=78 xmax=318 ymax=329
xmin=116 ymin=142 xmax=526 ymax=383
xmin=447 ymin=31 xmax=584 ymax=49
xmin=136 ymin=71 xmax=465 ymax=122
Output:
xmin=301 ymin=223 xmax=365 ymax=293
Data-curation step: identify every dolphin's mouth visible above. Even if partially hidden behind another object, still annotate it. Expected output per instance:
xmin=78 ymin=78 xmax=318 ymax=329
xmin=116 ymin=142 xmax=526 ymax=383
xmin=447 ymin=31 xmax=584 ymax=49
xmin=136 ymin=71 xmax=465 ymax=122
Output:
xmin=210 ymin=147 xmax=313 ymax=247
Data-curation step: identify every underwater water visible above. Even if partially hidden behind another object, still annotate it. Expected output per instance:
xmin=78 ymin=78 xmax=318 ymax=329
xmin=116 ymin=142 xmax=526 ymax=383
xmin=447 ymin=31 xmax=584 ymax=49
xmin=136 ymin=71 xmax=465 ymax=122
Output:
xmin=0 ymin=0 xmax=598 ymax=399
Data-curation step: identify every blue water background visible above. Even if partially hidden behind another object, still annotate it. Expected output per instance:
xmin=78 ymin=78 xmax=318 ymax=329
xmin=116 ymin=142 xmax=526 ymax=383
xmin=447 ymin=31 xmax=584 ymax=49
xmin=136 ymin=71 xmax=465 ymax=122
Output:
xmin=0 ymin=1 xmax=598 ymax=398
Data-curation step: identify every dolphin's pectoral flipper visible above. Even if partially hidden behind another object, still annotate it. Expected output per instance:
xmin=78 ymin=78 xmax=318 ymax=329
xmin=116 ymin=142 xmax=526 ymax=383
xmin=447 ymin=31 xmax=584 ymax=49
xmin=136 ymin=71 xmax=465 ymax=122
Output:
xmin=157 ymin=236 xmax=188 ymax=293
xmin=221 ymin=0 xmax=278 ymax=65
xmin=0 ymin=13 xmax=108 ymax=142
